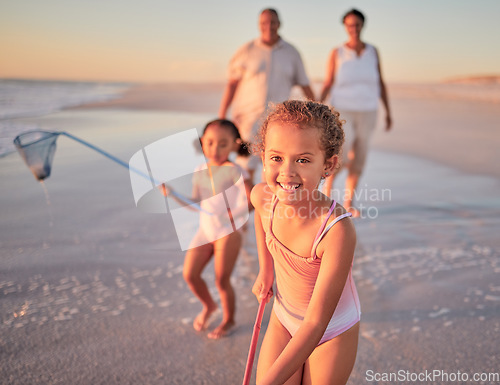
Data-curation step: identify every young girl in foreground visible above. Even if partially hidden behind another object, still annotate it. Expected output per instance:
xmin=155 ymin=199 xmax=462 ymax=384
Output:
xmin=251 ymin=101 xmax=360 ymax=384
xmin=163 ymin=119 xmax=251 ymax=339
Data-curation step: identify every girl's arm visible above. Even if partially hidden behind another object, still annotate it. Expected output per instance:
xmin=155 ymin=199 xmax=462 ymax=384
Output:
xmin=160 ymin=179 xmax=201 ymax=212
xmin=319 ymin=48 xmax=337 ymax=103
xmin=251 ymin=183 xmax=274 ymax=302
xmin=260 ymin=216 xmax=356 ymax=385
xmin=244 ymin=179 xmax=255 ymax=212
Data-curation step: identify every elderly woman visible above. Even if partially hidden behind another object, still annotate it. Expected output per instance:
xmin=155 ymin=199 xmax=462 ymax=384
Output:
xmin=320 ymin=8 xmax=392 ymax=217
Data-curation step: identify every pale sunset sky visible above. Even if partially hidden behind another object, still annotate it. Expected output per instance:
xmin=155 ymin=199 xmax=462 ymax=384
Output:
xmin=1 ymin=0 xmax=499 ymax=84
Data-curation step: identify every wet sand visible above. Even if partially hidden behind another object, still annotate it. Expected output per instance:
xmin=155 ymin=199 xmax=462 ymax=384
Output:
xmin=1 ymin=86 xmax=499 ymax=384
xmin=371 ymin=90 xmax=500 ymax=179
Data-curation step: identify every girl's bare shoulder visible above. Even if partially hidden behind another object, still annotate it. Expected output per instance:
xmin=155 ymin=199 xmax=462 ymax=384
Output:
xmin=250 ymin=183 xmax=273 ymax=212
xmin=316 ymin=202 xmax=357 ymax=259
xmin=331 ymin=202 xmax=356 ymax=235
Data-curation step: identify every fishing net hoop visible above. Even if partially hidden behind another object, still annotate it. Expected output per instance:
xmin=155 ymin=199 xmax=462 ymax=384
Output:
xmin=13 ymin=130 xmax=61 ymax=181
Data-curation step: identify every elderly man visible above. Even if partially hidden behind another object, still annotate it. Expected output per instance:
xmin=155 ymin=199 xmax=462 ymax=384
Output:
xmin=219 ymin=8 xmax=314 ymax=180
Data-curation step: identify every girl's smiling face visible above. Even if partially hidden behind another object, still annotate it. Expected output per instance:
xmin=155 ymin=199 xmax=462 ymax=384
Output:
xmin=263 ymin=122 xmax=336 ymax=205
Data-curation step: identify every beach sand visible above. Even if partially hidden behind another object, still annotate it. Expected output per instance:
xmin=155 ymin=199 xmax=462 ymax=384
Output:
xmin=1 ymin=84 xmax=499 ymax=384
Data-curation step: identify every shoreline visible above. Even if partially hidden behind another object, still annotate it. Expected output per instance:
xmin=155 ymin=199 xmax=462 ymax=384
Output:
xmin=73 ymin=82 xmax=500 ymax=180
xmin=72 ymin=82 xmax=224 ymax=114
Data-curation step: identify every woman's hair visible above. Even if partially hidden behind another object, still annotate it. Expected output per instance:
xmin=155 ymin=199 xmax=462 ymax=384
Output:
xmin=254 ymin=100 xmax=344 ymax=160
xmin=342 ymin=8 xmax=365 ymax=24
xmin=202 ymin=118 xmax=251 ymax=157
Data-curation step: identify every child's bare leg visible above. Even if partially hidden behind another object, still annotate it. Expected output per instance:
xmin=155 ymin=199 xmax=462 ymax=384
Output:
xmin=302 ymin=322 xmax=359 ymax=385
xmin=344 ymin=173 xmax=360 ymax=218
xmin=208 ymin=231 xmax=242 ymax=339
xmin=256 ymin=312 xmax=303 ymax=384
xmin=183 ymin=243 xmax=217 ymax=331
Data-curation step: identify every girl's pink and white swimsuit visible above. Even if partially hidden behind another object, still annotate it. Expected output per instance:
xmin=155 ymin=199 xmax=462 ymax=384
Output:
xmin=266 ymin=196 xmax=361 ymax=345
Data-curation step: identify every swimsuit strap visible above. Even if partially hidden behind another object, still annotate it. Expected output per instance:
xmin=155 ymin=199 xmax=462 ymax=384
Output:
xmin=270 ymin=196 xmax=334 ymax=236
xmin=310 ymin=209 xmax=352 ymax=260
xmin=268 ymin=195 xmax=279 ymax=233
xmin=269 ymin=196 xmax=348 ymax=260
xmin=312 ymin=200 xmax=337 ymax=243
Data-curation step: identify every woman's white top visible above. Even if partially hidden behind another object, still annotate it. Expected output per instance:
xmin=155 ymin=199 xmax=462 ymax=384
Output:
xmin=329 ymin=43 xmax=380 ymax=111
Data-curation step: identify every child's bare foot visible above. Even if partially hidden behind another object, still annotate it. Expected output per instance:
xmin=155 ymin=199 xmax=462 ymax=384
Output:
xmin=207 ymin=320 xmax=235 ymax=339
xmin=193 ymin=305 xmax=217 ymax=332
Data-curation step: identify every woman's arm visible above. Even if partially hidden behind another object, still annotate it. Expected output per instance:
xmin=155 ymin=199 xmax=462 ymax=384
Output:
xmin=319 ymin=48 xmax=337 ymax=103
xmin=251 ymin=183 xmax=274 ymax=302
xmin=259 ymin=217 xmax=356 ymax=385
xmin=375 ymin=47 xmax=392 ymax=131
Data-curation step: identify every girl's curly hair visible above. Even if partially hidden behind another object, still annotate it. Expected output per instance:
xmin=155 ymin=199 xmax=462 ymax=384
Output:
xmin=253 ymin=100 xmax=345 ymax=160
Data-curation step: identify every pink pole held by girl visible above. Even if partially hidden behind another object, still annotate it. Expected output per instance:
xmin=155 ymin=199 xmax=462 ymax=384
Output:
xmin=242 ymin=300 xmax=266 ymax=385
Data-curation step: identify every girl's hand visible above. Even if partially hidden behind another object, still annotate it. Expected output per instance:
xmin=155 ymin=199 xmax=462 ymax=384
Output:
xmin=159 ymin=183 xmax=171 ymax=197
xmin=252 ymin=272 xmax=274 ymax=303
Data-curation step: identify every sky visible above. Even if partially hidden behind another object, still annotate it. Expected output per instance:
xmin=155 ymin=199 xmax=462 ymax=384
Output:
xmin=1 ymin=0 xmax=500 ymax=84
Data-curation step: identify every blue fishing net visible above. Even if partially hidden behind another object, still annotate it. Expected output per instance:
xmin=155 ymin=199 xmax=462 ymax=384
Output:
xmin=13 ymin=130 xmax=60 ymax=180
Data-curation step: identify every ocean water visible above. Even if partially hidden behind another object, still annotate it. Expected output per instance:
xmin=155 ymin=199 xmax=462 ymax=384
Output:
xmin=0 ymin=79 xmax=131 ymax=157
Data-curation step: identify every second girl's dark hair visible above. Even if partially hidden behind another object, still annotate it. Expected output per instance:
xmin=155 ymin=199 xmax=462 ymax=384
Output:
xmin=342 ymin=8 xmax=365 ymax=24
xmin=203 ymin=118 xmax=251 ymax=157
